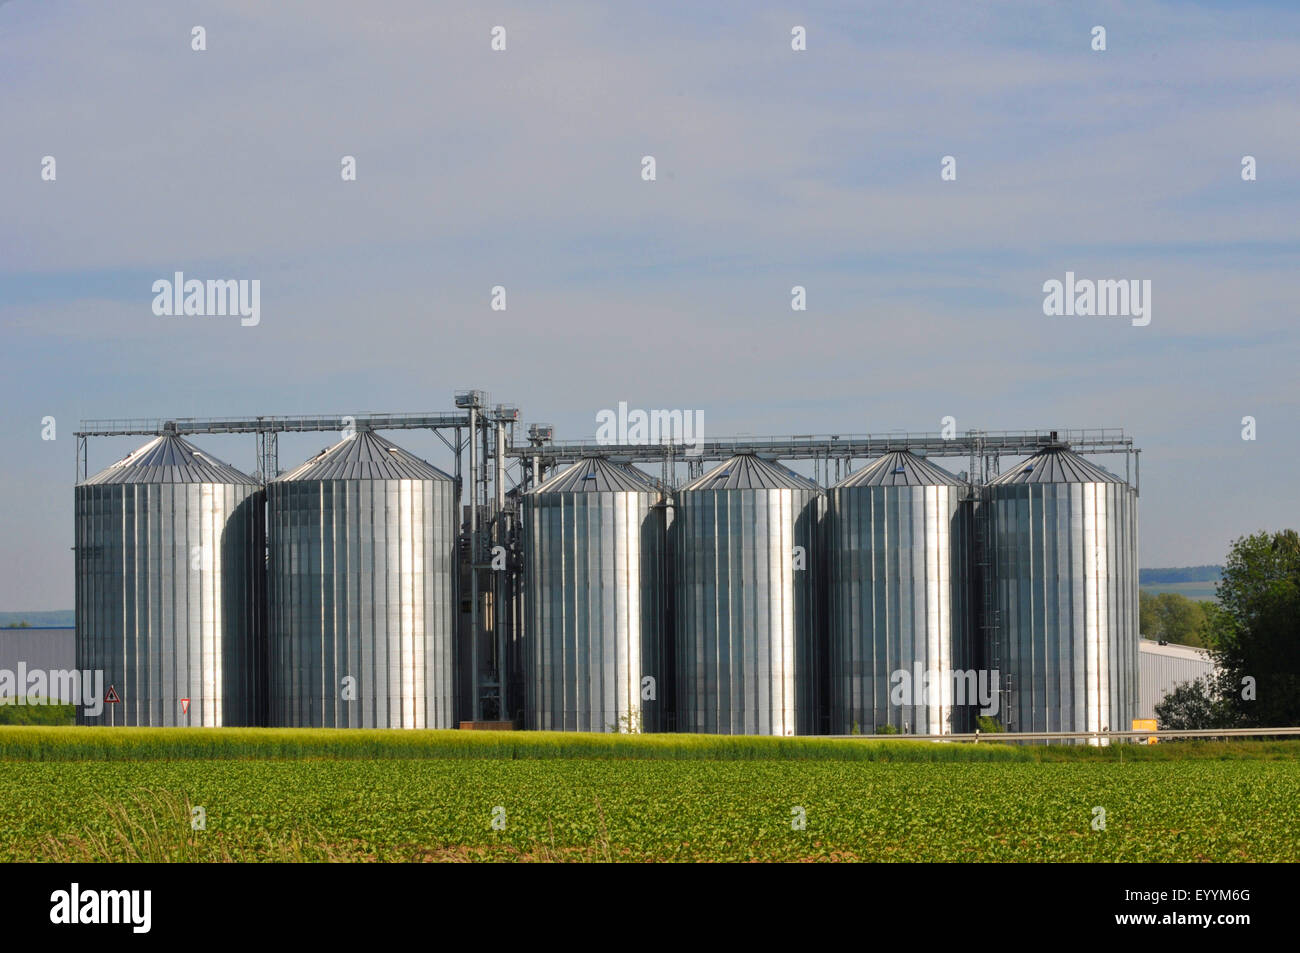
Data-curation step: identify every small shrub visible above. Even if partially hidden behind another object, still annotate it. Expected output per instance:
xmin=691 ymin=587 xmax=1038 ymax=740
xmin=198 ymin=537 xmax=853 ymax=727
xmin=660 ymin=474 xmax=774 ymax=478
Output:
xmin=0 ymin=700 xmax=76 ymax=726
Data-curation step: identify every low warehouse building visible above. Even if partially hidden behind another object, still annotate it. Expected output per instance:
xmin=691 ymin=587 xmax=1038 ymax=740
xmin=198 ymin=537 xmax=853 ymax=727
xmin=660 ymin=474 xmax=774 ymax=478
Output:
xmin=0 ymin=627 xmax=76 ymax=701
xmin=1138 ymin=638 xmax=1216 ymax=720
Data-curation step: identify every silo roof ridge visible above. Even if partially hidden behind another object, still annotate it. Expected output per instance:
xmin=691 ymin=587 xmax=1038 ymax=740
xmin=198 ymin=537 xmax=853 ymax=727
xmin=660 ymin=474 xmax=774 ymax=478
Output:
xmin=79 ymin=434 xmax=258 ymax=485
xmin=530 ymin=455 xmax=660 ymax=493
xmin=275 ymin=430 xmax=453 ymax=482
xmin=681 ymin=453 xmax=820 ymax=491
xmin=834 ymin=450 xmax=966 ymax=488
xmin=990 ymin=447 xmax=1126 ymax=485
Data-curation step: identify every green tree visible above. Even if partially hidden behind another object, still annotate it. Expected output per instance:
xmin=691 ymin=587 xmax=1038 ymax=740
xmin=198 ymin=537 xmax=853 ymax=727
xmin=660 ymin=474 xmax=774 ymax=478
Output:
xmin=1139 ymin=590 xmax=1160 ymax=640
xmin=1139 ymin=591 xmax=1208 ymax=647
xmin=1153 ymin=676 xmax=1239 ymax=730
xmin=1205 ymin=530 xmax=1300 ymax=728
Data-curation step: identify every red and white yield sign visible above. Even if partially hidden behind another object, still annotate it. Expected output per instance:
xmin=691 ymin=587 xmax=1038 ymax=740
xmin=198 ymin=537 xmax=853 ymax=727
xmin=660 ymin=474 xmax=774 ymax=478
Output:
xmin=181 ymin=698 xmax=191 ymax=715
xmin=104 ymin=685 xmax=121 ymax=704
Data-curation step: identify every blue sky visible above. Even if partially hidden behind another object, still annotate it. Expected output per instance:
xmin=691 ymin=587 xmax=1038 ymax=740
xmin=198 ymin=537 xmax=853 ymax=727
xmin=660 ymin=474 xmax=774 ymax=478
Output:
xmin=2 ymin=0 xmax=1298 ymax=607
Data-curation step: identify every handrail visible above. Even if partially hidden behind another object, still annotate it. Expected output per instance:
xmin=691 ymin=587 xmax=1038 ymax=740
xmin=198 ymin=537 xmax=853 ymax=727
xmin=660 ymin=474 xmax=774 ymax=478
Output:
xmin=824 ymin=726 xmax=1300 ymax=742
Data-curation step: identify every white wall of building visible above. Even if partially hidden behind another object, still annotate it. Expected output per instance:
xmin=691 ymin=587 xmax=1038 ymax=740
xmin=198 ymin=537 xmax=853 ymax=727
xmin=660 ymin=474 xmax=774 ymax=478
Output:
xmin=1139 ymin=638 xmax=1216 ymax=720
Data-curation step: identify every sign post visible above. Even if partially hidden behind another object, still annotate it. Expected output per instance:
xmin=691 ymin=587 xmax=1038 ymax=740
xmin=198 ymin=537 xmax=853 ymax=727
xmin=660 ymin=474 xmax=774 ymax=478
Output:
xmin=105 ymin=684 xmax=121 ymax=727
xmin=1131 ymin=718 xmax=1158 ymax=744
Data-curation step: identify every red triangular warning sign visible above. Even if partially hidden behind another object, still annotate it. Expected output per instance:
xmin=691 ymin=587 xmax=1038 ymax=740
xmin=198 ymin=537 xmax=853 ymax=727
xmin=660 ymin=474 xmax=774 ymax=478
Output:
xmin=105 ymin=685 xmax=121 ymax=704
xmin=181 ymin=698 xmax=190 ymax=714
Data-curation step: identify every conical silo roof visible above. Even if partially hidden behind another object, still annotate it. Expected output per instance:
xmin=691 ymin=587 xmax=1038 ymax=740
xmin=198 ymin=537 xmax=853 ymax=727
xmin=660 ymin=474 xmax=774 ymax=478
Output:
xmin=990 ymin=447 xmax=1125 ymax=485
xmin=531 ymin=456 xmax=660 ymax=493
xmin=276 ymin=430 xmax=453 ymax=482
xmin=681 ymin=453 xmax=819 ymax=491
xmin=834 ymin=450 xmax=965 ymax=488
xmin=79 ymin=433 xmax=257 ymax=485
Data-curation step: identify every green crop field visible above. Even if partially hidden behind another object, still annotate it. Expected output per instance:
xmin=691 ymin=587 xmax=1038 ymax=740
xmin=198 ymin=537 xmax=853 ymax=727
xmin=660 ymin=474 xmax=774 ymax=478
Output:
xmin=1 ymin=760 xmax=1295 ymax=862
xmin=0 ymin=729 xmax=1296 ymax=862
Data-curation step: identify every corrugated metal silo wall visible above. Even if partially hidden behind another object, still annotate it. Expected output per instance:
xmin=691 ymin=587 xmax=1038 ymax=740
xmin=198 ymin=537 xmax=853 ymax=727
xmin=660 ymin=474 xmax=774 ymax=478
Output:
xmin=674 ymin=487 xmax=822 ymax=735
xmin=521 ymin=491 xmax=668 ymax=731
xmin=74 ymin=482 xmax=264 ymax=726
xmin=988 ymin=482 xmax=1138 ymax=734
xmin=267 ymin=478 xmax=456 ymax=728
xmin=827 ymin=484 xmax=972 ymax=734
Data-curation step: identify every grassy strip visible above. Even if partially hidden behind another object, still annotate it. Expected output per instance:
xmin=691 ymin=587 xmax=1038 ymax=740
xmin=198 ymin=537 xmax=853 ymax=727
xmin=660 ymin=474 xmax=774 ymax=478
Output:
xmin=0 ymin=727 xmax=1029 ymax=762
xmin=0 ymin=726 xmax=1297 ymax=762
xmin=1033 ymin=739 xmax=1300 ymax=761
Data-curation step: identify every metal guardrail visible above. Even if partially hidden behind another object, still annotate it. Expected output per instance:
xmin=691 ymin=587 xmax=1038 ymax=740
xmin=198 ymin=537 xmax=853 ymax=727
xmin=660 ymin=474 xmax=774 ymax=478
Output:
xmin=824 ymin=727 xmax=1300 ymax=742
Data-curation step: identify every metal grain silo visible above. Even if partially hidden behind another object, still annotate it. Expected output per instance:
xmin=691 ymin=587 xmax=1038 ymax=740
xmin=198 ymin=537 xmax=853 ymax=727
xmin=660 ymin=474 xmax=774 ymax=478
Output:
xmin=827 ymin=451 xmax=972 ymax=735
xmin=521 ymin=456 xmax=668 ymax=732
xmin=74 ymin=432 xmax=264 ymax=726
xmin=268 ymin=429 xmax=456 ymax=728
xmin=987 ymin=446 xmax=1138 ymax=738
xmin=675 ymin=453 xmax=822 ymax=735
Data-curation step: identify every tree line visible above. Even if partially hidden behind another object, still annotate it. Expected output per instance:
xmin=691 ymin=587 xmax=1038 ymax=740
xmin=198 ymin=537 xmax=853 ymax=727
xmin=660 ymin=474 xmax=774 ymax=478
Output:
xmin=1156 ymin=530 xmax=1300 ymax=730
xmin=1139 ymin=565 xmax=1222 ymax=584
